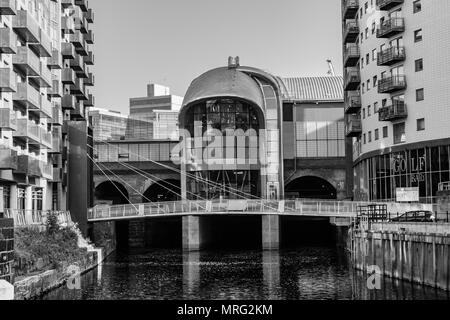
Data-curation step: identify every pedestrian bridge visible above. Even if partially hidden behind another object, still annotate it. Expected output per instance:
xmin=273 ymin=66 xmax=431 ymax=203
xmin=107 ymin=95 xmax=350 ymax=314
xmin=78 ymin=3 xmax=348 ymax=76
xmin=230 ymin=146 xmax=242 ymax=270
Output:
xmin=87 ymin=199 xmax=374 ymax=222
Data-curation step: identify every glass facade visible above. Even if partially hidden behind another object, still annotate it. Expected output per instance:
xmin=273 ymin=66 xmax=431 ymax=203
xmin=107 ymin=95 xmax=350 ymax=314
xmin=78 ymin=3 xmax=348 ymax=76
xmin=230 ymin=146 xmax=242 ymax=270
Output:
xmin=354 ymin=144 xmax=450 ymax=203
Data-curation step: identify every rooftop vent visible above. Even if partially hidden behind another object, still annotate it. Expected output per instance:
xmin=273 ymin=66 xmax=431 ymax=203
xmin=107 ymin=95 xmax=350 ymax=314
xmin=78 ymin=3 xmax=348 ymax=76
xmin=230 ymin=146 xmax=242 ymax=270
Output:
xmin=228 ymin=56 xmax=240 ymax=69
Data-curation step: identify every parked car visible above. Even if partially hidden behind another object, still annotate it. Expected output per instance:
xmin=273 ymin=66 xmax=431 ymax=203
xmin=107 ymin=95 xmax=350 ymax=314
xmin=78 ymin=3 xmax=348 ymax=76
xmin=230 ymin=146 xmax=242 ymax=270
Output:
xmin=390 ymin=210 xmax=435 ymax=222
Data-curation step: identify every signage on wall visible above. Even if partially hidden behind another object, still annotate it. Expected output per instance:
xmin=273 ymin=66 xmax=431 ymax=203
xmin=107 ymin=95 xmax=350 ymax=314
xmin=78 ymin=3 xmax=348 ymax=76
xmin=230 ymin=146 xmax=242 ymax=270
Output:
xmin=391 ymin=154 xmax=426 ymax=182
xmin=396 ymin=187 xmax=419 ymax=202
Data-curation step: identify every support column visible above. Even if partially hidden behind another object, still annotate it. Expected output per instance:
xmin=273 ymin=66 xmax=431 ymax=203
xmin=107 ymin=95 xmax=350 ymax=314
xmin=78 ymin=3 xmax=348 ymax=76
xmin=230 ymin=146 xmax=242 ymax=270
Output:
xmin=182 ymin=215 xmax=201 ymax=251
xmin=262 ymin=215 xmax=279 ymax=250
xmin=182 ymin=251 xmax=200 ymax=296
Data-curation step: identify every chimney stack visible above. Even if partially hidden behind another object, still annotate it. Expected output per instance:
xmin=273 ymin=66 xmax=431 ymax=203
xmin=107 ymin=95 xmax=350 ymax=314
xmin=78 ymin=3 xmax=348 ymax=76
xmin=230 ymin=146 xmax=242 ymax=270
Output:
xmin=228 ymin=56 xmax=240 ymax=69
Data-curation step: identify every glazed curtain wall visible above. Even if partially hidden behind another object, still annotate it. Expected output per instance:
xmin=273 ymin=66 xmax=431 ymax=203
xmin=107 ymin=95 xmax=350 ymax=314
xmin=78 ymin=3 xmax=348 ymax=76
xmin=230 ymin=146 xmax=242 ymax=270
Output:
xmin=354 ymin=144 xmax=450 ymax=203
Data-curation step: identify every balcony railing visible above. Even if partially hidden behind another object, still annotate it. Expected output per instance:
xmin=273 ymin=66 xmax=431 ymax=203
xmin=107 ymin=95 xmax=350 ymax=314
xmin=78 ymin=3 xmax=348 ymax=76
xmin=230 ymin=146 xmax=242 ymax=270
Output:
xmin=48 ymin=80 xmax=62 ymax=98
xmin=84 ymin=93 xmax=94 ymax=107
xmin=13 ymin=119 xmax=41 ymax=143
xmin=378 ymin=101 xmax=407 ymax=121
xmin=13 ymin=82 xmax=40 ymax=109
xmin=85 ymin=8 xmax=94 ymax=23
xmin=48 ymin=49 xmax=62 ymax=69
xmin=378 ymin=75 xmax=406 ymax=94
xmin=29 ymin=28 xmax=52 ymax=57
xmin=0 ymin=147 xmax=18 ymax=170
xmin=345 ymin=115 xmax=362 ymax=137
xmin=75 ymin=0 xmax=88 ymax=12
xmin=62 ymin=94 xmax=76 ymax=110
xmin=50 ymin=105 xmax=64 ymax=126
xmin=342 ymin=0 xmax=359 ymax=19
xmin=343 ymin=19 xmax=359 ymax=43
xmin=62 ymin=68 xmax=76 ymax=85
xmin=61 ymin=16 xmax=75 ymax=34
xmin=85 ymin=30 xmax=94 ymax=44
xmin=0 ymin=27 xmax=17 ymax=54
xmin=344 ymin=67 xmax=360 ymax=91
xmin=61 ymin=42 xmax=75 ymax=59
xmin=12 ymin=46 xmax=40 ymax=76
xmin=344 ymin=43 xmax=360 ymax=67
xmin=0 ymin=0 xmax=17 ymax=15
xmin=12 ymin=10 xmax=40 ymax=43
xmin=0 ymin=108 xmax=17 ymax=131
xmin=84 ymin=72 xmax=94 ymax=86
xmin=0 ymin=68 xmax=17 ymax=92
xmin=345 ymin=91 xmax=361 ymax=114
xmin=84 ymin=51 xmax=94 ymax=65
xmin=377 ymin=17 xmax=405 ymax=38
xmin=377 ymin=0 xmax=404 ymax=11
xmin=377 ymin=46 xmax=405 ymax=66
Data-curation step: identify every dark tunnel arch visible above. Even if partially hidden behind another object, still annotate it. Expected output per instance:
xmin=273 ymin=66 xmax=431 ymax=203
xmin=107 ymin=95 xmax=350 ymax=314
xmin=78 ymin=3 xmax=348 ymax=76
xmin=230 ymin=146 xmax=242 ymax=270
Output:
xmin=285 ymin=176 xmax=337 ymax=200
xmin=143 ymin=179 xmax=181 ymax=202
xmin=95 ymin=181 xmax=129 ymax=205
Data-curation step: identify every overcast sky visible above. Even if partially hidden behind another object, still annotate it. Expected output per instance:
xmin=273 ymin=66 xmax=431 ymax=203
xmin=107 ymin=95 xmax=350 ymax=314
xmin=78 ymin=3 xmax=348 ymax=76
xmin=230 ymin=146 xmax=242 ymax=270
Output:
xmin=89 ymin=0 xmax=343 ymax=114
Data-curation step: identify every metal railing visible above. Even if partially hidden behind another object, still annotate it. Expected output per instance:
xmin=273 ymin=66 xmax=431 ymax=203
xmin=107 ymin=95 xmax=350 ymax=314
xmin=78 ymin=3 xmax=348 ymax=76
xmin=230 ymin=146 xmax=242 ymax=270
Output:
xmin=378 ymin=100 xmax=407 ymax=121
xmin=4 ymin=210 xmax=73 ymax=228
xmin=88 ymin=199 xmax=389 ymax=221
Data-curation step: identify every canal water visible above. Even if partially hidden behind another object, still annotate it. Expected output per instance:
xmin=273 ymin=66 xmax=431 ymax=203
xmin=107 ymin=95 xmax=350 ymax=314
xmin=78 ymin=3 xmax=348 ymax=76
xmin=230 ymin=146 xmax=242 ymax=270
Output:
xmin=41 ymin=247 xmax=450 ymax=300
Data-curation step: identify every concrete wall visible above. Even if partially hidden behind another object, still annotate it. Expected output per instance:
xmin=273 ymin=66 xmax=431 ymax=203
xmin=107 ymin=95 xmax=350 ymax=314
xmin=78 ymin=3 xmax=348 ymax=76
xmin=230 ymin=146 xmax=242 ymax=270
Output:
xmin=349 ymin=228 xmax=450 ymax=291
xmin=0 ymin=218 xmax=14 ymax=284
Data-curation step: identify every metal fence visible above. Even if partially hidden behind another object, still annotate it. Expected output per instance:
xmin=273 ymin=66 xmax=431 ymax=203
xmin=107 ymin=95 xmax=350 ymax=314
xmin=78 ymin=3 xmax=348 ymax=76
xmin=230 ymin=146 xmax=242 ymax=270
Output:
xmin=4 ymin=210 xmax=73 ymax=228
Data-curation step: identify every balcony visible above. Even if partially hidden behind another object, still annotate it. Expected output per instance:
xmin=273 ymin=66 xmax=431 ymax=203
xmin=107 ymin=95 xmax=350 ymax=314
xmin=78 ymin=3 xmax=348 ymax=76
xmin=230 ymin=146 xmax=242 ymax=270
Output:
xmin=343 ymin=20 xmax=359 ymax=43
xmin=12 ymin=46 xmax=40 ymax=76
xmin=84 ymin=51 xmax=94 ymax=65
xmin=29 ymin=28 xmax=52 ymax=57
xmin=377 ymin=0 xmax=404 ymax=11
xmin=344 ymin=67 xmax=360 ymax=91
xmin=377 ymin=18 xmax=405 ymax=38
xmin=61 ymin=0 xmax=74 ymax=9
xmin=61 ymin=16 xmax=75 ymax=34
xmin=38 ymin=95 xmax=53 ymax=118
xmin=0 ymin=68 xmax=17 ymax=92
xmin=85 ymin=8 xmax=94 ymax=23
xmin=74 ymin=16 xmax=88 ymax=34
xmin=70 ymin=78 xmax=85 ymax=96
xmin=37 ymin=128 xmax=52 ymax=149
xmin=76 ymin=39 xmax=88 ymax=56
xmin=61 ymin=68 xmax=76 ymax=85
xmin=378 ymin=75 xmax=406 ymax=94
xmin=0 ymin=27 xmax=17 ymax=54
xmin=61 ymin=42 xmax=75 ymax=59
xmin=42 ymin=162 xmax=53 ymax=180
xmin=0 ymin=147 xmax=18 ymax=170
xmin=84 ymin=72 xmax=94 ymax=86
xmin=85 ymin=30 xmax=94 ymax=44
xmin=62 ymin=94 xmax=76 ymax=110
xmin=69 ymin=54 xmax=84 ymax=71
xmin=84 ymin=93 xmax=94 ymax=107
xmin=378 ymin=101 xmax=407 ymax=121
xmin=50 ymin=106 xmax=63 ymax=126
xmin=13 ymin=119 xmax=41 ymax=143
xmin=0 ymin=108 xmax=17 ymax=131
xmin=342 ymin=0 xmax=358 ymax=19
xmin=52 ymin=167 xmax=63 ymax=182
xmin=48 ymin=80 xmax=62 ymax=98
xmin=30 ymin=62 xmax=52 ymax=88
xmin=13 ymin=83 xmax=40 ymax=109
xmin=344 ymin=44 xmax=360 ymax=67
xmin=75 ymin=0 xmax=88 ymax=12
xmin=12 ymin=10 xmax=40 ymax=43
xmin=76 ymin=63 xmax=88 ymax=79
xmin=71 ymin=101 xmax=85 ymax=119
xmin=344 ymin=91 xmax=361 ymax=114
xmin=0 ymin=0 xmax=17 ymax=15
xmin=70 ymin=31 xmax=84 ymax=48
xmin=377 ymin=46 xmax=405 ymax=66
xmin=47 ymin=49 xmax=62 ymax=69
xmin=49 ymin=134 xmax=62 ymax=154
xmin=346 ymin=116 xmax=362 ymax=137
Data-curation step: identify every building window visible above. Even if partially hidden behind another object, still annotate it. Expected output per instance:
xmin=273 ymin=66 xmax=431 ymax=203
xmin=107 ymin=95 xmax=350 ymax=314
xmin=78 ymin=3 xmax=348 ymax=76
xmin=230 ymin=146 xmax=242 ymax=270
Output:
xmin=374 ymin=102 xmax=378 ymax=113
xmin=372 ymin=49 xmax=377 ymax=61
xmin=363 ymin=133 xmax=366 ymax=144
xmin=365 ymin=28 xmax=369 ymax=39
xmin=362 ymin=83 xmax=365 ymax=94
xmin=375 ymin=129 xmax=379 ymax=140
xmin=417 ymin=118 xmax=425 ymax=131
xmin=414 ymin=29 xmax=423 ymax=42
xmin=416 ymin=88 xmax=424 ymax=101
xmin=382 ymin=99 xmax=387 ymax=107
xmin=373 ymin=75 xmax=378 ymax=87
xmin=2 ymin=186 xmax=10 ymax=211
xmin=372 ymin=22 xmax=376 ymax=35
xmin=367 ymin=80 xmax=370 ymax=91
xmin=415 ymin=58 xmax=423 ymax=72
xmin=366 ymin=53 xmax=370 ymax=64
xmin=393 ymin=122 xmax=406 ymax=144
xmin=383 ymin=126 xmax=388 ymax=138
xmin=368 ymin=131 xmax=372 ymax=143
xmin=363 ymin=108 xmax=366 ymax=119
xmin=413 ymin=1 xmax=422 ymax=13
xmin=368 ymin=105 xmax=371 ymax=117
xmin=365 ymin=2 xmax=368 ymax=13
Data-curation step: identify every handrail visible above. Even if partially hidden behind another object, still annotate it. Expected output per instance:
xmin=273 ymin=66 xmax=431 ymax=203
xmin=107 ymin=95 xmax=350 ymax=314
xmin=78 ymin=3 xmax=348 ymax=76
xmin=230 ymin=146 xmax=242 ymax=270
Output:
xmin=5 ymin=210 xmax=73 ymax=228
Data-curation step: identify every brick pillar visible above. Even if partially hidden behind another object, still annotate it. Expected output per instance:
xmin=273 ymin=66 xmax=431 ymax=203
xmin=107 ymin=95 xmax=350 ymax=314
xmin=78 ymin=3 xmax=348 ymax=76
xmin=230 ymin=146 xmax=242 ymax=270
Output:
xmin=262 ymin=215 xmax=279 ymax=250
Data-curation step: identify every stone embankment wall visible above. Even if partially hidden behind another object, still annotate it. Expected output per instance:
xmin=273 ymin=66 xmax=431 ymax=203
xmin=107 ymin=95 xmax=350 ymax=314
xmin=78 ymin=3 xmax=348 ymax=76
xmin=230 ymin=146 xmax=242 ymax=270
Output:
xmin=349 ymin=224 xmax=450 ymax=291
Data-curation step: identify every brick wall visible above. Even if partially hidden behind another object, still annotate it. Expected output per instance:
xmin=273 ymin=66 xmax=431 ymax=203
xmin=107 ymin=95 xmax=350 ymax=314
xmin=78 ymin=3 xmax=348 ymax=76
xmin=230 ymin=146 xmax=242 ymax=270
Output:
xmin=0 ymin=218 xmax=14 ymax=283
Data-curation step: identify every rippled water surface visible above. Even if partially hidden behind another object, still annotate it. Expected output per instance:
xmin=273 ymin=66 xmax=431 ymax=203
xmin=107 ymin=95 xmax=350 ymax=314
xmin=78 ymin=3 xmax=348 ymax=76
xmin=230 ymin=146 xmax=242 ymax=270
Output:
xmin=42 ymin=247 xmax=450 ymax=300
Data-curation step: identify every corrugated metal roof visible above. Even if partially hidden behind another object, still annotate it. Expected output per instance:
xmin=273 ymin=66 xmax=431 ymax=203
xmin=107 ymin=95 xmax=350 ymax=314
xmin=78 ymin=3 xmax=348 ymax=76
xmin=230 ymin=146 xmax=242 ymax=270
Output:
xmin=278 ymin=76 xmax=344 ymax=102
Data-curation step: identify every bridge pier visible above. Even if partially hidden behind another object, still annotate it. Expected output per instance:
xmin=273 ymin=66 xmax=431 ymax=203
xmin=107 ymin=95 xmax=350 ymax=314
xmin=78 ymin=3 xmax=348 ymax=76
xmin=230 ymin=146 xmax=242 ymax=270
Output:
xmin=262 ymin=215 xmax=279 ymax=250
xmin=182 ymin=216 xmax=202 ymax=251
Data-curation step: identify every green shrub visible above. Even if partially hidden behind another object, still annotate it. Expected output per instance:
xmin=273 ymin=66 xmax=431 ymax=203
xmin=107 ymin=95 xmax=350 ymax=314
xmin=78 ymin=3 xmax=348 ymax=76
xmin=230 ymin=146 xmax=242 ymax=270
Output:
xmin=46 ymin=211 xmax=60 ymax=235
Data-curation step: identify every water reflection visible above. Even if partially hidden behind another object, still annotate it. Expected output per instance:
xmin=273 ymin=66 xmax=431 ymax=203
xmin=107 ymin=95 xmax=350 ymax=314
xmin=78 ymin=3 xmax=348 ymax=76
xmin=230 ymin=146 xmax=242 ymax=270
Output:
xmin=41 ymin=247 xmax=450 ymax=300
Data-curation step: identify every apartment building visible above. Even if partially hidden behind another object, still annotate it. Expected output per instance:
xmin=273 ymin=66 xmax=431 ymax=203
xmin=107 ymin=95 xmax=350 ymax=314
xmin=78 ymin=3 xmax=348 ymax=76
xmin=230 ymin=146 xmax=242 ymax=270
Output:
xmin=342 ymin=0 xmax=450 ymax=203
xmin=0 ymin=0 xmax=95 ymax=233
